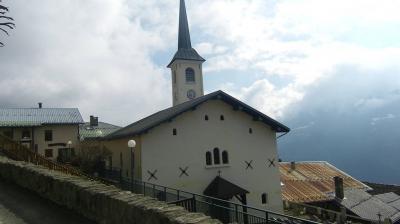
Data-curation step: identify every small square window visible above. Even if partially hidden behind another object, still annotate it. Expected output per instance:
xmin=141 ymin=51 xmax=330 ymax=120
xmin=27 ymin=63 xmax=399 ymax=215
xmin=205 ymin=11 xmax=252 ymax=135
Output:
xmin=220 ymin=115 xmax=225 ymax=121
xmin=45 ymin=149 xmax=53 ymax=158
xmin=45 ymin=130 xmax=53 ymax=141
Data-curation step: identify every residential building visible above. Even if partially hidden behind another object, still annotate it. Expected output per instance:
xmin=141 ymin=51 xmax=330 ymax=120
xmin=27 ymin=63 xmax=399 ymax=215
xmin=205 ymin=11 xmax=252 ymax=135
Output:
xmin=280 ymin=161 xmax=400 ymax=224
xmin=101 ymin=0 xmax=290 ymax=212
xmin=0 ymin=103 xmax=83 ymax=161
xmin=280 ymin=161 xmax=371 ymax=203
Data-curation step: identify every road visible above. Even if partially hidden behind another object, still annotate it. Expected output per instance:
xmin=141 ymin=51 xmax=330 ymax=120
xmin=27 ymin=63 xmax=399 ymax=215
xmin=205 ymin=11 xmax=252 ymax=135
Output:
xmin=0 ymin=179 xmax=96 ymax=224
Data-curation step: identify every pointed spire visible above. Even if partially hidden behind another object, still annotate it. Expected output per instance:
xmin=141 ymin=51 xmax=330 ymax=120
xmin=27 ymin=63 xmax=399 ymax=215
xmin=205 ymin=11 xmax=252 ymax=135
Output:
xmin=167 ymin=0 xmax=205 ymax=67
xmin=178 ymin=0 xmax=192 ymax=49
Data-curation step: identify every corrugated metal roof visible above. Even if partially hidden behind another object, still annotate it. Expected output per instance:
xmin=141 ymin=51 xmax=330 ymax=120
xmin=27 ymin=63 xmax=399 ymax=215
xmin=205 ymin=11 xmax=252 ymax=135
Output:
xmin=280 ymin=161 xmax=371 ymax=203
xmin=0 ymin=108 xmax=84 ymax=127
xmin=105 ymin=90 xmax=290 ymax=140
xmin=375 ymin=192 xmax=400 ymax=204
xmin=390 ymin=198 xmax=400 ymax=211
xmin=80 ymin=122 xmax=121 ymax=140
xmin=342 ymin=189 xmax=400 ymax=223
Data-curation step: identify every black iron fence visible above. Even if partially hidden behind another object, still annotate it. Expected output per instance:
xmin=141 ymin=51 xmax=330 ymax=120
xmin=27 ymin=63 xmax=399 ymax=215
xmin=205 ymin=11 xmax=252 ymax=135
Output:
xmin=0 ymin=135 xmax=321 ymax=224
xmin=103 ymin=168 xmax=321 ymax=224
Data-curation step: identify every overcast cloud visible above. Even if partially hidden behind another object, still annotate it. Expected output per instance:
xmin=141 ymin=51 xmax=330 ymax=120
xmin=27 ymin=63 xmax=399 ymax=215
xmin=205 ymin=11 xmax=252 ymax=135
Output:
xmin=1 ymin=0 xmax=399 ymax=183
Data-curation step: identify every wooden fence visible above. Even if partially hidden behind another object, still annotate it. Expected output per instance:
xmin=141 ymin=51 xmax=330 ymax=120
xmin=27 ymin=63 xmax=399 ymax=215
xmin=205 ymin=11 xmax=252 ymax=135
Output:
xmin=0 ymin=134 xmax=102 ymax=182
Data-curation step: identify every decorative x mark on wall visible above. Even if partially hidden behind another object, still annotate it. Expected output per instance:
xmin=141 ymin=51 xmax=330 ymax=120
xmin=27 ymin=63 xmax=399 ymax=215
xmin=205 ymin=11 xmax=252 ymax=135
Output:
xmin=245 ymin=160 xmax=253 ymax=170
xmin=147 ymin=169 xmax=158 ymax=181
xmin=268 ymin=158 xmax=276 ymax=167
xmin=179 ymin=167 xmax=189 ymax=177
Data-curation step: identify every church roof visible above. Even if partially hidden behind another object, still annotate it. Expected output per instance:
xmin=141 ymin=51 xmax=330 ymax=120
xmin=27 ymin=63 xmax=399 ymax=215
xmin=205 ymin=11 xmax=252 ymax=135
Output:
xmin=104 ymin=90 xmax=290 ymax=140
xmin=203 ymin=176 xmax=249 ymax=200
xmin=167 ymin=0 xmax=205 ymax=67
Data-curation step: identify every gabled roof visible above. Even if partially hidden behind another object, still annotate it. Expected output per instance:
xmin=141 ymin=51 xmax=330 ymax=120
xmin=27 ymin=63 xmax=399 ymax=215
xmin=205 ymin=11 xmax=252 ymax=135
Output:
xmin=105 ymin=90 xmax=290 ymax=140
xmin=203 ymin=176 xmax=249 ymax=200
xmin=341 ymin=189 xmax=400 ymax=223
xmin=167 ymin=0 xmax=205 ymax=67
xmin=280 ymin=161 xmax=371 ymax=203
xmin=0 ymin=108 xmax=84 ymax=127
xmin=80 ymin=122 xmax=121 ymax=140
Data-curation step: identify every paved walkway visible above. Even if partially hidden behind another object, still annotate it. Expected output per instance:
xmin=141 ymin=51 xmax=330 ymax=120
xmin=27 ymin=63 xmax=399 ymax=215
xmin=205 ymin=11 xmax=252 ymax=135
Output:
xmin=0 ymin=179 xmax=96 ymax=224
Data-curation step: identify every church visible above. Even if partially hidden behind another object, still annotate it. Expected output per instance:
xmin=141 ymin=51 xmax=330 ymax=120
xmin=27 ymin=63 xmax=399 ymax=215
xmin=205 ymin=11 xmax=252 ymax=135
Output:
xmin=102 ymin=0 xmax=290 ymax=212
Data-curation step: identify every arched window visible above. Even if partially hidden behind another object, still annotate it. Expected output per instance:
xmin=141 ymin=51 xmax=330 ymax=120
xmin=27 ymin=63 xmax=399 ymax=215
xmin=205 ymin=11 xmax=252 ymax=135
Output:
xmin=262 ymin=193 xmax=268 ymax=204
xmin=222 ymin=150 xmax=229 ymax=164
xmin=213 ymin=148 xmax=220 ymax=164
xmin=185 ymin=68 xmax=195 ymax=82
xmin=249 ymin=128 xmax=253 ymax=134
xmin=205 ymin=115 xmax=209 ymax=121
xmin=220 ymin=115 xmax=225 ymax=121
xmin=206 ymin=151 xmax=212 ymax=165
xmin=173 ymin=128 xmax=177 ymax=136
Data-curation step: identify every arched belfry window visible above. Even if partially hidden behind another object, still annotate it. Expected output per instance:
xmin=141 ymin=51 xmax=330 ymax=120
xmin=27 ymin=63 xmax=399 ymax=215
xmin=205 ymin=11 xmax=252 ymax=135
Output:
xmin=185 ymin=68 xmax=195 ymax=83
xmin=222 ymin=150 xmax=229 ymax=164
xmin=206 ymin=151 xmax=212 ymax=165
xmin=213 ymin=148 xmax=220 ymax=164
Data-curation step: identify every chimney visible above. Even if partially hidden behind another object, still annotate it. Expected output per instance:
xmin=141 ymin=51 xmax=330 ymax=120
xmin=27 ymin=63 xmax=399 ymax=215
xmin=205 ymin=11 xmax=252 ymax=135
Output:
xmin=38 ymin=102 xmax=42 ymax=109
xmin=334 ymin=176 xmax=344 ymax=200
xmin=290 ymin=161 xmax=296 ymax=170
xmin=90 ymin=115 xmax=98 ymax=127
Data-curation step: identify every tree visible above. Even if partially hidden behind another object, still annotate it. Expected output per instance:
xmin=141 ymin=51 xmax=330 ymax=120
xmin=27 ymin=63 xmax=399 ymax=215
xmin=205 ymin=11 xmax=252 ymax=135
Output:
xmin=0 ymin=0 xmax=15 ymax=47
xmin=73 ymin=145 xmax=112 ymax=176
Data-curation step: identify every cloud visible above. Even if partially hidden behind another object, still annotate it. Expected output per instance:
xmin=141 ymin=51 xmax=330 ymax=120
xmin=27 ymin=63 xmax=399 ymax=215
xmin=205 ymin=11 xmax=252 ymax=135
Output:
xmin=370 ymin=114 xmax=396 ymax=126
xmin=0 ymin=0 xmax=178 ymax=125
xmin=1 ymin=0 xmax=400 ymax=126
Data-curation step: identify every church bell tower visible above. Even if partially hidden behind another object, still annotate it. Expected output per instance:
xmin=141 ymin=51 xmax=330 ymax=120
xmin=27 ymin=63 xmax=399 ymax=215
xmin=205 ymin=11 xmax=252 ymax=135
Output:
xmin=168 ymin=0 xmax=205 ymax=106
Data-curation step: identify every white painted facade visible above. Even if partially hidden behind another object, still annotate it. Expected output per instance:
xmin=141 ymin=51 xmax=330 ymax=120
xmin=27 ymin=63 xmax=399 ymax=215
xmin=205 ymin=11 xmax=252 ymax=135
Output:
xmin=0 ymin=125 xmax=79 ymax=160
xmin=139 ymin=100 xmax=283 ymax=212
xmin=170 ymin=59 xmax=204 ymax=106
xmin=102 ymin=0 xmax=287 ymax=213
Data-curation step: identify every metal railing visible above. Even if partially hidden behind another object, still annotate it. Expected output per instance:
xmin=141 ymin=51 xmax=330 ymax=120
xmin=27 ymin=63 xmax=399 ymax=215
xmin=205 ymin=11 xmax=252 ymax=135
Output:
xmin=104 ymin=168 xmax=321 ymax=224
xmin=0 ymin=135 xmax=321 ymax=224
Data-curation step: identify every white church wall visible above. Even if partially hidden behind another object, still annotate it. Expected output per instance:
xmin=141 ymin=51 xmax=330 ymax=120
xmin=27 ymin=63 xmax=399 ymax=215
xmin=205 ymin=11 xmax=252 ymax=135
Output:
xmin=140 ymin=99 xmax=284 ymax=212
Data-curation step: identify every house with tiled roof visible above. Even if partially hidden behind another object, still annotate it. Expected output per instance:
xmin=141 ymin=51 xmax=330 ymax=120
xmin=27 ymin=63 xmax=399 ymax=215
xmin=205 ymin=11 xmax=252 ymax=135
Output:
xmin=279 ymin=161 xmax=371 ymax=203
xmin=0 ymin=103 xmax=84 ymax=160
xmin=280 ymin=161 xmax=400 ymax=223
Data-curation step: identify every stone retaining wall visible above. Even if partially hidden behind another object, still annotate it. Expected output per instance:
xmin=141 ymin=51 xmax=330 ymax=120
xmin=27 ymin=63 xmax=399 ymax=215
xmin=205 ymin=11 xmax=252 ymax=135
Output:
xmin=0 ymin=156 xmax=220 ymax=224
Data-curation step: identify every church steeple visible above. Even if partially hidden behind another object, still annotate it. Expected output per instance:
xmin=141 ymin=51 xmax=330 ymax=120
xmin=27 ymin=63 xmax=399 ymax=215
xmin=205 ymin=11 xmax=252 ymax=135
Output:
xmin=167 ymin=0 xmax=205 ymax=68
xmin=168 ymin=0 xmax=205 ymax=106
xmin=178 ymin=0 xmax=192 ymax=49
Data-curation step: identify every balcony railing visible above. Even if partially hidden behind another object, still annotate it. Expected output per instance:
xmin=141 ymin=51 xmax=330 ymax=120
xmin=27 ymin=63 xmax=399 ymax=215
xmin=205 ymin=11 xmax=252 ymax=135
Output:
xmin=0 ymin=134 xmax=322 ymax=224
xmin=103 ymin=168 xmax=321 ymax=224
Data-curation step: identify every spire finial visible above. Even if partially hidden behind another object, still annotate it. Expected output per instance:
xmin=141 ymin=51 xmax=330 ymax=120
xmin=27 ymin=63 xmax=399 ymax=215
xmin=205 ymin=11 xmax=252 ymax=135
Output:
xmin=178 ymin=0 xmax=192 ymax=49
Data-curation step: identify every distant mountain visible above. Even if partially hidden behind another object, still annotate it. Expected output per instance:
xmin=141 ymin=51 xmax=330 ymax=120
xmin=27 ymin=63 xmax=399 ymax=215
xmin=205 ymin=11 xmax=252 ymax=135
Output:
xmin=277 ymin=67 xmax=400 ymax=184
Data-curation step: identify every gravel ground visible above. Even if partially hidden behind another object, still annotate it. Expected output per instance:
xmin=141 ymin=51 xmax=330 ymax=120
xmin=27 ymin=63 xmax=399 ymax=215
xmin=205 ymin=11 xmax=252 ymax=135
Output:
xmin=0 ymin=179 xmax=96 ymax=224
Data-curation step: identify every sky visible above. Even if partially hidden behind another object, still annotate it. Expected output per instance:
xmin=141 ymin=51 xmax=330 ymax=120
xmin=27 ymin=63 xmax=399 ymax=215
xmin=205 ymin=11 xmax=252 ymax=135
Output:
xmin=1 ymin=0 xmax=399 ymax=184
